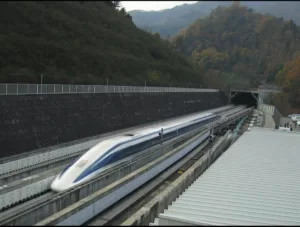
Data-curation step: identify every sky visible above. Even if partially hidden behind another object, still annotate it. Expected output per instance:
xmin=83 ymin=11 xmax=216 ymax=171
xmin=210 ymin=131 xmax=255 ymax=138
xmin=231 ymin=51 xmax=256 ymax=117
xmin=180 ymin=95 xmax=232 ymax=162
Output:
xmin=122 ymin=1 xmax=198 ymax=12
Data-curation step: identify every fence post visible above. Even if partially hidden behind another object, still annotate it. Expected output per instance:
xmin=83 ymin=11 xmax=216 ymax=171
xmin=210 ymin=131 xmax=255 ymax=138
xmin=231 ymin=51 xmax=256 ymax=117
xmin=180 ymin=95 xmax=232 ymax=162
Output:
xmin=62 ymin=85 xmax=64 ymax=93
xmin=69 ymin=85 xmax=70 ymax=93
xmin=76 ymin=85 xmax=77 ymax=93
xmin=5 ymin=84 xmax=7 ymax=95
xmin=46 ymin=84 xmax=48 ymax=94
xmin=17 ymin=84 xmax=19 ymax=95
xmin=27 ymin=84 xmax=29 ymax=94
xmin=37 ymin=84 xmax=38 ymax=94
xmin=54 ymin=85 xmax=56 ymax=94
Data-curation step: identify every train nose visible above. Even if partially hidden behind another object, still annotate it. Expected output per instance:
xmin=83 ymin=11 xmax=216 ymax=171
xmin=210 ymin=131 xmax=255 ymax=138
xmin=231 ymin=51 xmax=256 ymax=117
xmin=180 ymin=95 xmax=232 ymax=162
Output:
xmin=50 ymin=177 xmax=69 ymax=192
xmin=50 ymin=179 xmax=61 ymax=192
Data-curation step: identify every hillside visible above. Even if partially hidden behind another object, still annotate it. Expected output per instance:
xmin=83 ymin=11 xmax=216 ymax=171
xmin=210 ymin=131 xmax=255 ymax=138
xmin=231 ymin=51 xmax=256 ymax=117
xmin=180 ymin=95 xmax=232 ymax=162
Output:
xmin=0 ymin=1 xmax=203 ymax=86
xmin=171 ymin=5 xmax=300 ymax=90
xmin=130 ymin=1 xmax=300 ymax=37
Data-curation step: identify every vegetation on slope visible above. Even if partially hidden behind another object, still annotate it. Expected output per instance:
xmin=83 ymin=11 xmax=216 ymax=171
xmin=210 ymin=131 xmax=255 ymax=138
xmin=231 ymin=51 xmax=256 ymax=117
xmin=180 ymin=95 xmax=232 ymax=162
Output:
xmin=0 ymin=1 xmax=203 ymax=86
xmin=272 ymin=56 xmax=300 ymax=113
xmin=130 ymin=1 xmax=300 ymax=37
xmin=171 ymin=5 xmax=300 ymax=91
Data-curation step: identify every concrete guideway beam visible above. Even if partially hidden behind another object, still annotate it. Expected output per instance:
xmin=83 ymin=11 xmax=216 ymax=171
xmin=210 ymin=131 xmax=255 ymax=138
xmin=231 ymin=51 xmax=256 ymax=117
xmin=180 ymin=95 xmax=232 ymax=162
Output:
xmin=0 ymin=151 xmax=82 ymax=185
xmin=0 ymin=139 xmax=99 ymax=176
xmin=85 ymin=140 xmax=210 ymax=226
xmin=33 ymin=109 xmax=251 ymax=226
xmin=0 ymin=128 xmax=210 ymax=226
xmin=0 ymin=176 xmax=55 ymax=211
xmin=35 ymin=130 xmax=211 ymax=226
xmin=0 ymin=165 xmax=64 ymax=210
xmin=0 ymin=130 xmax=198 ymax=215
xmin=0 ymin=106 xmax=251 ymax=226
xmin=122 ymin=131 xmax=232 ymax=225
xmin=0 ymin=106 xmax=237 ymax=212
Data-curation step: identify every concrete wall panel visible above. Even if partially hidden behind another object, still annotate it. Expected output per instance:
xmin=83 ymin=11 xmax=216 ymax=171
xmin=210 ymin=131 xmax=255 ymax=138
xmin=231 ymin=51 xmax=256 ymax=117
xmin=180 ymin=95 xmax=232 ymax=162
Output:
xmin=0 ymin=92 xmax=227 ymax=158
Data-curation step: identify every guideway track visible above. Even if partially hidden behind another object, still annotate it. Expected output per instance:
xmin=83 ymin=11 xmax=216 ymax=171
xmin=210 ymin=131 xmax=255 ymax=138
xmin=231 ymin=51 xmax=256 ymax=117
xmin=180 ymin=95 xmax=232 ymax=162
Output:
xmin=0 ymin=150 xmax=83 ymax=185
xmin=36 ymin=129 xmax=211 ymax=226
xmin=101 ymin=130 xmax=232 ymax=226
xmin=0 ymin=105 xmax=234 ymax=176
xmin=0 ymin=106 xmax=245 ymax=211
xmin=42 ymin=108 xmax=251 ymax=226
xmin=0 ymin=123 xmax=210 ymax=212
xmin=0 ymin=126 xmax=211 ymax=225
xmin=86 ymin=136 xmax=212 ymax=226
xmin=0 ymin=106 xmax=235 ymax=210
xmin=0 ymin=106 xmax=252 ymax=225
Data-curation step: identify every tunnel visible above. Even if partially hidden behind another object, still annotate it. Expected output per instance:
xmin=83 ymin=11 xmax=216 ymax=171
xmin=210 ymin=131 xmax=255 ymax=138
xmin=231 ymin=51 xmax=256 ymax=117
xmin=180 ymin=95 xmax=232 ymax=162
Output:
xmin=230 ymin=91 xmax=258 ymax=108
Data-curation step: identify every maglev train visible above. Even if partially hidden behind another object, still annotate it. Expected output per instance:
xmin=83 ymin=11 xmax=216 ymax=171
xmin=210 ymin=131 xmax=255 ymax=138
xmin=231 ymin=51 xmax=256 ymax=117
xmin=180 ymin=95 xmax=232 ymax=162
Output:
xmin=51 ymin=112 xmax=222 ymax=192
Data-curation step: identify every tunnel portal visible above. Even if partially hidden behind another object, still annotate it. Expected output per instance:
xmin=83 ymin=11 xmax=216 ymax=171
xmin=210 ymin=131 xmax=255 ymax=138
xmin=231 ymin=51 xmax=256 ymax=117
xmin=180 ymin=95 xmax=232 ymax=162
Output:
xmin=230 ymin=91 xmax=258 ymax=108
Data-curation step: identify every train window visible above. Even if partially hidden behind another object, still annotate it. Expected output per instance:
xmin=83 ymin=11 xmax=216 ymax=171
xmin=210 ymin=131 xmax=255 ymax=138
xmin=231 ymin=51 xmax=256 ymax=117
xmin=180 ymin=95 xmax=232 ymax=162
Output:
xmin=76 ymin=160 xmax=88 ymax=168
xmin=74 ymin=128 xmax=186 ymax=183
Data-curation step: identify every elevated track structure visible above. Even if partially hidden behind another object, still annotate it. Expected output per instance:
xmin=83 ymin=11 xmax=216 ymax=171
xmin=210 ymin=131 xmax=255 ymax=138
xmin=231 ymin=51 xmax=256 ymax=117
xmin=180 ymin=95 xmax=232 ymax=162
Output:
xmin=0 ymin=105 xmax=252 ymax=226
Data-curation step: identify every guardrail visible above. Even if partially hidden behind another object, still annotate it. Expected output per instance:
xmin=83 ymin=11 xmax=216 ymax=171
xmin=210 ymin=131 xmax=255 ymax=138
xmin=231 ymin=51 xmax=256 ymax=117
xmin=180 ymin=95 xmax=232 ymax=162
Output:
xmin=231 ymin=88 xmax=281 ymax=93
xmin=0 ymin=84 xmax=218 ymax=95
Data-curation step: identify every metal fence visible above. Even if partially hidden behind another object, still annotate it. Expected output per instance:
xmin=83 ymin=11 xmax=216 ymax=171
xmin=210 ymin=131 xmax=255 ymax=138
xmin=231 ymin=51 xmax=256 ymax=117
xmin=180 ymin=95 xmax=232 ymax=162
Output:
xmin=0 ymin=84 xmax=219 ymax=95
xmin=231 ymin=88 xmax=282 ymax=93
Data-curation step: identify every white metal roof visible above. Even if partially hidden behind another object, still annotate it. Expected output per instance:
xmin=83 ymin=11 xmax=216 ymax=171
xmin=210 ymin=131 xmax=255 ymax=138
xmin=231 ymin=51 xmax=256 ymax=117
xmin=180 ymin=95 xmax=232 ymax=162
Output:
xmin=155 ymin=127 xmax=300 ymax=225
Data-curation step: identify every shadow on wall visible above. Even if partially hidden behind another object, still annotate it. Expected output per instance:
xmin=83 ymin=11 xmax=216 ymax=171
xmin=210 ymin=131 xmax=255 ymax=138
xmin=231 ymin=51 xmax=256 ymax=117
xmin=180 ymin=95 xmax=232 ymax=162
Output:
xmin=0 ymin=92 xmax=228 ymax=158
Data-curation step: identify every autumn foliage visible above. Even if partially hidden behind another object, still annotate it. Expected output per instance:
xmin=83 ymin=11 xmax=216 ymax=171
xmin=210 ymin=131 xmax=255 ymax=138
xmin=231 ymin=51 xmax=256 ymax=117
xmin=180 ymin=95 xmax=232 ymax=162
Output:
xmin=276 ymin=56 xmax=300 ymax=91
xmin=172 ymin=5 xmax=300 ymax=89
xmin=275 ymin=56 xmax=300 ymax=108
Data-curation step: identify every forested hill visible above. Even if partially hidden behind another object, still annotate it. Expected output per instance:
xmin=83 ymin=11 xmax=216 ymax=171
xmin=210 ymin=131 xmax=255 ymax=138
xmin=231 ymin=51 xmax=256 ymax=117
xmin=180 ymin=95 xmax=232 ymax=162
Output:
xmin=172 ymin=5 xmax=300 ymax=91
xmin=0 ymin=1 xmax=202 ymax=86
xmin=130 ymin=1 xmax=300 ymax=37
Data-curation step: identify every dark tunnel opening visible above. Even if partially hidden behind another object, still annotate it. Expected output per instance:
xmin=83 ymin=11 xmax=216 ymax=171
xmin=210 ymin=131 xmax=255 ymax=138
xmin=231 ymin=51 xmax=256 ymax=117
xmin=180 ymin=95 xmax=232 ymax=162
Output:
xmin=230 ymin=92 xmax=258 ymax=108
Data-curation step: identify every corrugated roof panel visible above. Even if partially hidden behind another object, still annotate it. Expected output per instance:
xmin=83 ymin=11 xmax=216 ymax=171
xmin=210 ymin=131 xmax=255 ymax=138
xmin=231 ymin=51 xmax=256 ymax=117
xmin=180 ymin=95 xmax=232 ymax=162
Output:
xmin=156 ymin=128 xmax=300 ymax=225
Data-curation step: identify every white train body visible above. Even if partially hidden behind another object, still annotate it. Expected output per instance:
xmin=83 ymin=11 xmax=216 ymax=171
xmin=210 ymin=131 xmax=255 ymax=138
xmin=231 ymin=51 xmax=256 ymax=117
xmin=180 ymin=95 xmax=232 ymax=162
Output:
xmin=51 ymin=110 xmax=223 ymax=192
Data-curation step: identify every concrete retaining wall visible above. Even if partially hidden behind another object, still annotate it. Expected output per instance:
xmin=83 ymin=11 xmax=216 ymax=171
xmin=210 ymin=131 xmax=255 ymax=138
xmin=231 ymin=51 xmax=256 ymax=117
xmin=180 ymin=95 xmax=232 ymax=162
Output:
xmin=121 ymin=131 xmax=232 ymax=226
xmin=257 ymin=103 xmax=282 ymax=128
xmin=0 ymin=92 xmax=227 ymax=158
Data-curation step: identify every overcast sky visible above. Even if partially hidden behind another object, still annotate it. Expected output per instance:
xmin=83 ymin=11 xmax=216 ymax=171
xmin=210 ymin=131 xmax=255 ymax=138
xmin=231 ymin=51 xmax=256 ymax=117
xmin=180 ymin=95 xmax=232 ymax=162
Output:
xmin=122 ymin=1 xmax=198 ymax=12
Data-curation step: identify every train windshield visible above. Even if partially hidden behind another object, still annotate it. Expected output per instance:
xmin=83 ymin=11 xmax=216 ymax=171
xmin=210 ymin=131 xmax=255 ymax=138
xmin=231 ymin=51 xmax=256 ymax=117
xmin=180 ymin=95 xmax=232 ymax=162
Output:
xmin=59 ymin=155 xmax=82 ymax=178
xmin=76 ymin=159 xmax=88 ymax=168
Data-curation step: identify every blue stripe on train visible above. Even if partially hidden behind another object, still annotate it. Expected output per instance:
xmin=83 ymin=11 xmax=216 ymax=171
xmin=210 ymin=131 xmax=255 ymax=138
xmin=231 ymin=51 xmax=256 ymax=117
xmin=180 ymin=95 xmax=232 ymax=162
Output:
xmin=72 ymin=115 xmax=220 ymax=183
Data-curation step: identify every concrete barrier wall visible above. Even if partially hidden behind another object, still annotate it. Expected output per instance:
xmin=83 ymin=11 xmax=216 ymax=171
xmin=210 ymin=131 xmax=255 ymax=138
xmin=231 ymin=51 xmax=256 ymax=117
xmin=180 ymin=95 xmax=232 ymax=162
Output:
xmin=257 ymin=103 xmax=282 ymax=128
xmin=257 ymin=103 xmax=275 ymax=115
xmin=0 ymin=92 xmax=227 ymax=158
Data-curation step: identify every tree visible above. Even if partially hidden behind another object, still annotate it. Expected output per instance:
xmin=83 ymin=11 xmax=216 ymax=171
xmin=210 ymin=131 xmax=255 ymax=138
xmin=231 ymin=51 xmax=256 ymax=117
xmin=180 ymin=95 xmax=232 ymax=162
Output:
xmin=119 ymin=7 xmax=126 ymax=16
xmin=276 ymin=56 xmax=300 ymax=91
xmin=112 ymin=1 xmax=122 ymax=9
